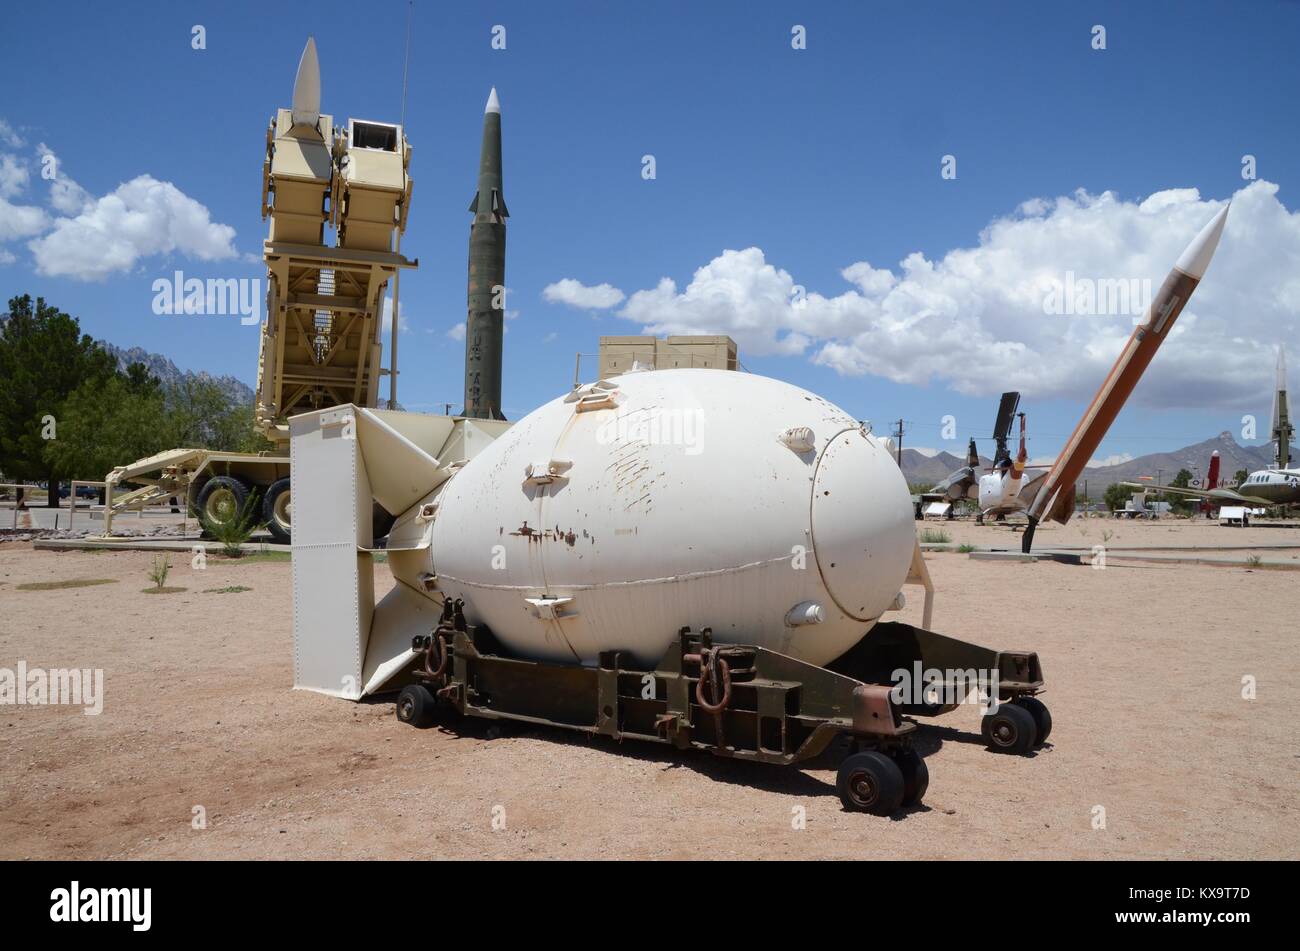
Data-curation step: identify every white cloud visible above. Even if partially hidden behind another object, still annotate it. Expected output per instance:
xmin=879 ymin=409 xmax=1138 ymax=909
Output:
xmin=609 ymin=180 xmax=1298 ymax=410
xmin=0 ymin=119 xmax=23 ymax=148
xmin=381 ymin=295 xmax=410 ymax=334
xmin=0 ymin=195 xmax=48 ymax=241
xmin=28 ymin=174 xmax=236 ymax=280
xmin=37 ymin=146 xmax=93 ymax=215
xmin=1088 ymin=453 xmax=1135 ymax=468
xmin=543 ymin=278 xmax=626 ymax=310
xmin=0 ymin=154 xmax=29 ymax=198
xmin=0 ymin=249 xmax=15 ymax=265
xmin=0 ymin=148 xmax=48 ymax=242
xmin=447 ymin=322 xmax=466 ymax=341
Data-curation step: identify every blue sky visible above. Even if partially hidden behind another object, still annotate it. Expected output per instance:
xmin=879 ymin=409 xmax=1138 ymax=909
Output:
xmin=2 ymin=0 xmax=1297 ymax=466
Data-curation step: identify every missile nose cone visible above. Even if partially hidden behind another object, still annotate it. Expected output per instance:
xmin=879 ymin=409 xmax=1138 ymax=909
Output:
xmin=291 ymin=36 xmax=321 ymax=128
xmin=485 ymin=87 xmax=501 ymax=115
xmin=1175 ymin=202 xmax=1230 ymax=280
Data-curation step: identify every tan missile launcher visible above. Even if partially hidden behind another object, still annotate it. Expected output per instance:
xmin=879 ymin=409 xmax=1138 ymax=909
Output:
xmin=257 ymin=37 xmax=416 ymax=445
xmin=103 ymin=37 xmax=415 ymax=543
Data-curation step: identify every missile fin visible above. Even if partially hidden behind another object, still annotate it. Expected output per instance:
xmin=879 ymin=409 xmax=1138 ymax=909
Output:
xmin=469 ymin=193 xmax=479 ymax=213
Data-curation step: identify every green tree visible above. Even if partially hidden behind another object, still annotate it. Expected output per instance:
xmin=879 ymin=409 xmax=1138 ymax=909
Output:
xmin=1168 ymin=468 xmax=1195 ymax=515
xmin=1233 ymin=468 xmax=1248 ymax=487
xmin=0 ymin=295 xmax=117 ymax=505
xmin=160 ymin=377 xmax=268 ymax=452
xmin=1104 ymin=482 xmax=1134 ymax=512
xmin=43 ymin=374 xmax=167 ymax=481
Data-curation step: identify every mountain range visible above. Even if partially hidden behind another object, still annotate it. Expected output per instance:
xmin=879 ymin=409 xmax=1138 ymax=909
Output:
xmin=897 ymin=431 xmax=1288 ymax=491
xmin=98 ymin=341 xmax=255 ymax=407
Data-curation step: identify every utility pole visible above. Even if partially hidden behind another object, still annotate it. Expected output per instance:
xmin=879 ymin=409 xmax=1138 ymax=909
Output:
xmin=894 ymin=418 xmax=904 ymax=466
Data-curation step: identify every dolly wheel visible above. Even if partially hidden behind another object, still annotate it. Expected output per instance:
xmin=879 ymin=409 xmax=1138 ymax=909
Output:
xmin=1013 ymin=696 xmax=1052 ymax=746
xmin=396 ymin=684 xmax=436 ymax=728
xmin=897 ymin=749 xmax=929 ymax=807
xmin=836 ymin=751 xmax=905 ymax=815
xmin=981 ymin=702 xmax=1038 ymax=755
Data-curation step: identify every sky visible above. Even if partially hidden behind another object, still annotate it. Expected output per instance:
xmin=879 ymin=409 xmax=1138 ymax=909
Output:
xmin=2 ymin=0 xmax=1298 ymax=469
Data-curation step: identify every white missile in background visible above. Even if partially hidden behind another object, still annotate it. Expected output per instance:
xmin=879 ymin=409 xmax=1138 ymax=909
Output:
xmin=291 ymin=36 xmax=321 ymax=130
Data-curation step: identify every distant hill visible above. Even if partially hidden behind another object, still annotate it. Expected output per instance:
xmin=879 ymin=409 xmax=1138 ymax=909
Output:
xmin=98 ymin=342 xmax=254 ymax=406
xmin=895 ymin=448 xmax=991 ymax=486
xmin=899 ymin=431 xmax=1287 ymax=491
xmin=1076 ymin=432 xmax=1283 ymax=489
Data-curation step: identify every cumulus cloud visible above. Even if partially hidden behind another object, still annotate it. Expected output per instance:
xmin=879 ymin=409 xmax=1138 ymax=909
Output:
xmin=609 ymin=181 xmax=1298 ymax=410
xmin=0 ymin=122 xmax=239 ymax=279
xmin=0 ymin=195 xmax=48 ymax=241
xmin=543 ymin=278 xmax=626 ymax=311
xmin=0 ymin=154 xmax=29 ymax=198
xmin=0 ymin=119 xmax=23 ymax=148
xmin=37 ymin=146 xmax=94 ymax=215
xmin=28 ymin=174 xmax=236 ymax=280
xmin=1088 ymin=453 xmax=1135 ymax=467
xmin=381 ymin=295 xmax=410 ymax=335
xmin=447 ymin=322 xmax=466 ymax=341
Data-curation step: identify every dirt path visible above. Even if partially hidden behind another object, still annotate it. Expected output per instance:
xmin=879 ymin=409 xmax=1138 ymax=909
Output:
xmin=1 ymin=540 xmax=1296 ymax=859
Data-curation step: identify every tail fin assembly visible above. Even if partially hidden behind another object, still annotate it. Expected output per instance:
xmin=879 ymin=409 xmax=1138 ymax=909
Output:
xmin=991 ymin=391 xmax=1021 ymax=467
xmin=289 ymin=405 xmax=510 ymax=699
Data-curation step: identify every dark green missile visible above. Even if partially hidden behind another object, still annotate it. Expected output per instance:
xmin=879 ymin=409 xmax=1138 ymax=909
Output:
xmin=463 ymin=87 xmax=508 ymax=420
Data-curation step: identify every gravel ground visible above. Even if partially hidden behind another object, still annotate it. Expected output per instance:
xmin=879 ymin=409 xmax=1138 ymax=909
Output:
xmin=0 ymin=527 xmax=1296 ymax=860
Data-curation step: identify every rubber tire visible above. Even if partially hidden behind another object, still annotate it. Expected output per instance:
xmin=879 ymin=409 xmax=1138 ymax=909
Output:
xmin=196 ymin=476 xmax=250 ymax=531
xmin=981 ymin=702 xmax=1038 ymax=755
xmin=897 ymin=749 xmax=929 ymax=807
xmin=836 ymin=751 xmax=905 ymax=815
xmin=1014 ymin=696 xmax=1052 ymax=746
xmin=263 ymin=477 xmax=292 ymax=544
xmin=396 ymin=684 xmax=436 ymax=728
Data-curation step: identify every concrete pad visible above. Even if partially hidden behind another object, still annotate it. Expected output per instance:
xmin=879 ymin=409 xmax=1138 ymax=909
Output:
xmin=33 ymin=536 xmax=289 ymax=555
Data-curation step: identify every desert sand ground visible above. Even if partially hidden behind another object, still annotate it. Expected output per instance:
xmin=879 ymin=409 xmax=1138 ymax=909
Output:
xmin=1 ymin=522 xmax=1296 ymax=860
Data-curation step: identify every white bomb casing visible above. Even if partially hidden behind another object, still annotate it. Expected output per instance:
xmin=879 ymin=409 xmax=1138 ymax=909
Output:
xmin=427 ymin=369 xmax=916 ymax=668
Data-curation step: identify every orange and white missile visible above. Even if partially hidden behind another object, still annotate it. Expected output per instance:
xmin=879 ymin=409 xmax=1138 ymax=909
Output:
xmin=1023 ymin=204 xmax=1230 ymax=551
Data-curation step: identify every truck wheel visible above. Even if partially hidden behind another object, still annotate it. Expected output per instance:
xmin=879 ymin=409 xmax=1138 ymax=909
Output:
xmin=1013 ymin=696 xmax=1052 ymax=745
xmin=981 ymin=702 xmax=1038 ymax=755
xmin=897 ymin=749 xmax=929 ymax=807
xmin=263 ymin=477 xmax=292 ymax=544
xmin=196 ymin=476 xmax=250 ymax=530
xmin=836 ymin=750 xmax=905 ymax=815
xmin=396 ymin=684 xmax=436 ymax=728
